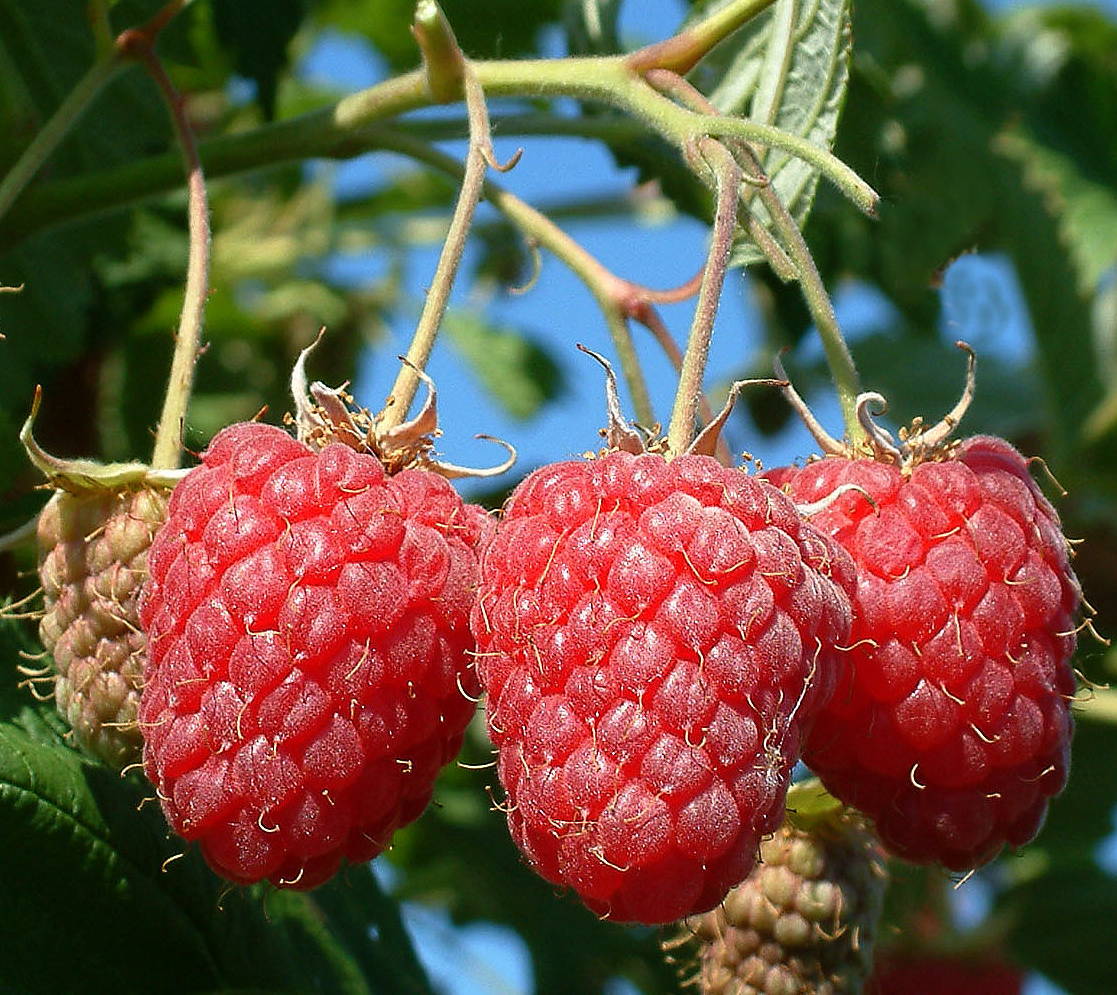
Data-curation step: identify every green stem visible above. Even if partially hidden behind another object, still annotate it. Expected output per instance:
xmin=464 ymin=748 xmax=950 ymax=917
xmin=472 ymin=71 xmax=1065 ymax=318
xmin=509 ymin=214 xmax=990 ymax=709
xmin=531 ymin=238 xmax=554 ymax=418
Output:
xmin=748 ymin=153 xmax=864 ymax=443
xmin=379 ymin=2 xmax=487 ymax=432
xmin=627 ymin=0 xmax=779 ymax=74
xmin=0 ymin=53 xmax=128 ymax=224
xmin=644 ymin=67 xmax=864 ymax=443
xmin=370 ymin=128 xmax=657 ymax=428
xmin=666 ymin=139 xmax=740 ymax=455
xmin=0 ymin=52 xmax=877 ymax=250
xmin=123 ymin=33 xmax=210 ymax=470
xmin=639 ymin=304 xmax=732 ymax=465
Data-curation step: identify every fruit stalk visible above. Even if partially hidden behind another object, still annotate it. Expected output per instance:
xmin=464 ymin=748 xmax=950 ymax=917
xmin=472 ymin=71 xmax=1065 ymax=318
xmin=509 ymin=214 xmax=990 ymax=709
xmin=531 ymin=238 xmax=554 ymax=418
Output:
xmin=381 ymin=2 xmax=497 ymax=431
xmin=666 ymin=138 xmax=740 ymax=455
xmin=118 ymin=29 xmax=210 ymax=471
xmin=737 ymin=140 xmax=865 ymax=444
xmin=646 ymin=67 xmax=866 ymax=446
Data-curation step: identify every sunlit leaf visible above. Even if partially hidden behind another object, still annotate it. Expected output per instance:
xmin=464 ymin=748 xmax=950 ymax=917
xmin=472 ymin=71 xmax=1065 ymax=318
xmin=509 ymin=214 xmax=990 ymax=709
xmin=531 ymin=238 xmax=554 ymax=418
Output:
xmin=684 ymin=0 xmax=853 ymax=267
xmin=996 ymin=127 xmax=1117 ymax=294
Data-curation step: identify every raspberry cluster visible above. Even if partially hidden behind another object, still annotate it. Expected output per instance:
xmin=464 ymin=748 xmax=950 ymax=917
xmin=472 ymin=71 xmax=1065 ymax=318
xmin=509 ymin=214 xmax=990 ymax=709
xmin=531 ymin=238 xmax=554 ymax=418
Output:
xmin=471 ymin=451 xmax=855 ymax=923
xmin=139 ymin=422 xmax=484 ymax=889
xmin=123 ymin=392 xmax=1079 ymax=920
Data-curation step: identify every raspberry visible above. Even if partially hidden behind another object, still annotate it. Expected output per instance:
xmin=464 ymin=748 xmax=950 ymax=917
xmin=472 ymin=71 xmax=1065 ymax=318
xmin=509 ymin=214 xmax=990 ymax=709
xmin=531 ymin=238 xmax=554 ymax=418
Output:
xmin=139 ymin=421 xmax=484 ymax=889
xmin=37 ymin=486 xmax=168 ymax=769
xmin=471 ymin=450 xmax=855 ymax=923
xmin=670 ymin=803 xmax=886 ymax=995
xmin=867 ymin=953 xmax=1024 ymax=995
xmin=768 ymin=435 xmax=1080 ymax=869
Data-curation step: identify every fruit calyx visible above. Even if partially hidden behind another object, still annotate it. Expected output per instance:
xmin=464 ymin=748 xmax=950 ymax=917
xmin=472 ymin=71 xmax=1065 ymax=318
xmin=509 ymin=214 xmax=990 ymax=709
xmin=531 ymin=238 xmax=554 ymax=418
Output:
xmin=779 ymin=341 xmax=977 ymax=474
xmin=20 ymin=385 xmax=187 ymax=495
xmin=577 ymin=342 xmax=785 ymax=463
xmin=289 ymin=335 xmax=514 ymax=479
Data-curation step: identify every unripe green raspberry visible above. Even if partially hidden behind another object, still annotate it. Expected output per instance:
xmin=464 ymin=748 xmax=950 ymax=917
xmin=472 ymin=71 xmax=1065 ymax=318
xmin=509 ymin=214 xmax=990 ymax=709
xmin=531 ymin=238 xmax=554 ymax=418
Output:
xmin=668 ymin=808 xmax=888 ymax=995
xmin=38 ymin=486 xmax=167 ymax=768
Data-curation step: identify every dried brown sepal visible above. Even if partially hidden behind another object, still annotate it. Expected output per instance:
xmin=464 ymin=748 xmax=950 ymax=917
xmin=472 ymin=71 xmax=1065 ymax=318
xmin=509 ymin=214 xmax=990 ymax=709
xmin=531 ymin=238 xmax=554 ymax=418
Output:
xmin=777 ymin=342 xmax=976 ymax=473
xmin=289 ymin=334 xmax=515 ymax=478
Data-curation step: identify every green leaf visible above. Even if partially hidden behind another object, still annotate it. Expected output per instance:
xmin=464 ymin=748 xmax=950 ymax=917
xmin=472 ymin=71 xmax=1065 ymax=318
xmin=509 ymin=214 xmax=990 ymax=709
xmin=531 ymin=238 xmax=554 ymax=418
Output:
xmin=685 ymin=0 xmax=853 ymax=267
xmin=211 ymin=0 xmax=307 ymax=119
xmin=443 ymin=311 xmax=565 ymax=421
xmin=995 ymin=127 xmax=1117 ymax=295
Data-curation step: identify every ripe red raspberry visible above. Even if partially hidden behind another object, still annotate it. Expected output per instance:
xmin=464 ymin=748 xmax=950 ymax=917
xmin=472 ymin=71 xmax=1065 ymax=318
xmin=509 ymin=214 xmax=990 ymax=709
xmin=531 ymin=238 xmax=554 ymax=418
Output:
xmin=471 ymin=450 xmax=855 ymax=923
xmin=139 ymin=421 xmax=484 ymax=889
xmin=767 ymin=435 xmax=1080 ymax=870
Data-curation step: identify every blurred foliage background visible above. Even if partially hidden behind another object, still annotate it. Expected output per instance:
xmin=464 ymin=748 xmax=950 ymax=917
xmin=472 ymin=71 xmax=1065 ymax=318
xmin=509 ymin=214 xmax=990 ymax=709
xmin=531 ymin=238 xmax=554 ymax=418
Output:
xmin=2 ymin=0 xmax=1116 ymax=992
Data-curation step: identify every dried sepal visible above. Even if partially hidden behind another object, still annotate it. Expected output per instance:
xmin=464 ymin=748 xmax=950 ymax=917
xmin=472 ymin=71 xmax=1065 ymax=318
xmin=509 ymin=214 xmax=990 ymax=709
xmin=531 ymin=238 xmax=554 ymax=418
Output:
xmin=777 ymin=342 xmax=977 ymax=472
xmin=289 ymin=333 xmax=515 ymax=479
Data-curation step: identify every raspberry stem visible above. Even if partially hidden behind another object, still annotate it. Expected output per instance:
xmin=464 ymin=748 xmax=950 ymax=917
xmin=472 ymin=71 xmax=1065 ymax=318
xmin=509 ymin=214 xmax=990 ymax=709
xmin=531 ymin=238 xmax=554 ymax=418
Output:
xmin=666 ymin=139 xmax=740 ymax=455
xmin=361 ymin=130 xmax=670 ymax=429
xmin=646 ymin=69 xmax=866 ymax=447
xmin=118 ymin=25 xmax=210 ymax=471
xmin=380 ymin=2 xmax=502 ymax=433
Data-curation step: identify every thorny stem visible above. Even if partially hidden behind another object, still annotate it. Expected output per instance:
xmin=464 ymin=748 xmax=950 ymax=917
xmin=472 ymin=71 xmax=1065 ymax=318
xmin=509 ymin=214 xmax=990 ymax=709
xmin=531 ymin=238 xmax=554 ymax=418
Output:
xmin=0 ymin=0 xmax=875 ymax=448
xmin=666 ymin=139 xmax=740 ymax=456
xmin=117 ymin=26 xmax=210 ymax=471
